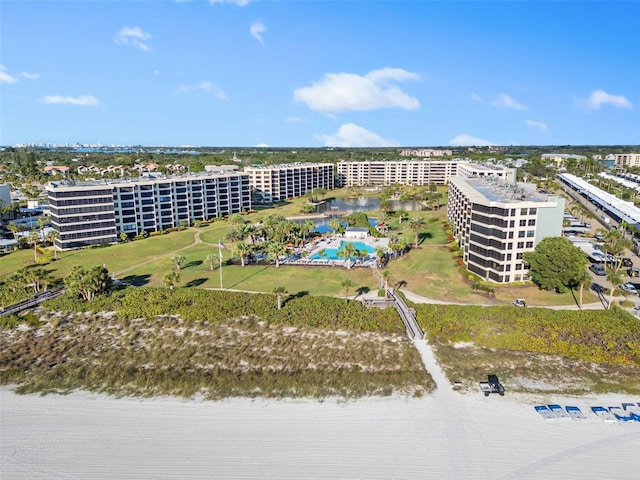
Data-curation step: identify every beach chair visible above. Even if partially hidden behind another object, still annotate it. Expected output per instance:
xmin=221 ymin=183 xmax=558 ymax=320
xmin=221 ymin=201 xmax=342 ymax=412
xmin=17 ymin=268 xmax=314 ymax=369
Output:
xmin=609 ymin=406 xmax=635 ymax=422
xmin=622 ymin=403 xmax=640 ymax=422
xmin=565 ymin=406 xmax=586 ymax=420
xmin=548 ymin=404 xmax=571 ymax=420
xmin=535 ymin=405 xmax=556 ymax=420
xmin=591 ymin=406 xmax=617 ymax=423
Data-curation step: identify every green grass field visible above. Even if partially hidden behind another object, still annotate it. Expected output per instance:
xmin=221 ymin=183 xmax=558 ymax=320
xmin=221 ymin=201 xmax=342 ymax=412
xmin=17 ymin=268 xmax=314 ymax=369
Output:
xmin=0 ymin=191 xmax=597 ymax=306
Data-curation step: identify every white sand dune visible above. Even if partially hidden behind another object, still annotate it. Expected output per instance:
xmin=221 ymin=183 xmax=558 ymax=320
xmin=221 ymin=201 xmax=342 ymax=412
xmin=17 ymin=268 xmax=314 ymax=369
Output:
xmin=2 ymin=338 xmax=640 ymax=479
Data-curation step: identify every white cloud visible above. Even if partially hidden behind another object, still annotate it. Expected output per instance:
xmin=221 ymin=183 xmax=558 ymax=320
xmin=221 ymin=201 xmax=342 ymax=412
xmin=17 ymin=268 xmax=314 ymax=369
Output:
xmin=470 ymin=93 xmax=482 ymax=102
xmin=21 ymin=72 xmax=40 ymax=80
xmin=254 ymin=143 xmax=269 ymax=148
xmin=294 ymin=68 xmax=420 ymax=113
xmin=210 ymin=0 xmax=251 ymax=6
xmin=448 ymin=134 xmax=494 ymax=147
xmin=43 ymin=95 xmax=99 ymax=107
xmin=115 ymin=26 xmax=152 ymax=52
xmin=316 ymin=123 xmax=398 ymax=148
xmin=285 ymin=116 xmax=307 ymax=123
xmin=584 ymin=89 xmax=632 ymax=110
xmin=0 ymin=65 xmax=18 ymax=84
xmin=175 ymin=81 xmax=227 ymax=100
xmin=526 ymin=119 xmax=548 ymax=133
xmin=490 ymin=93 xmax=527 ymax=110
xmin=250 ymin=21 xmax=266 ymax=44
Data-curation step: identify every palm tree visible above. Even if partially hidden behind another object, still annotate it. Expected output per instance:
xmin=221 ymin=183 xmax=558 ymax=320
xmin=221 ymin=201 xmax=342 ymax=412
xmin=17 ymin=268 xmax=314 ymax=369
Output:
xmin=375 ymin=247 xmax=387 ymax=267
xmin=396 ymin=209 xmax=409 ymax=224
xmin=163 ymin=271 xmax=180 ymax=292
xmin=273 ymin=285 xmax=287 ymax=310
xmin=205 ymin=252 xmax=219 ymax=271
xmin=170 ymin=254 xmax=186 ymax=271
xmin=46 ymin=230 xmax=60 ymax=260
xmin=7 ymin=222 xmax=22 ymax=241
xmin=341 ymin=279 xmax=355 ymax=303
xmin=606 ymin=269 xmax=624 ymax=310
xmin=328 ymin=218 xmax=342 ymax=236
xmin=234 ymin=241 xmax=253 ymax=267
xmin=266 ymin=241 xmax=287 ymax=267
xmin=380 ymin=269 xmax=392 ymax=290
xmin=300 ymin=220 xmax=315 ymax=243
xmin=337 ymin=242 xmax=358 ymax=269
xmin=37 ymin=216 xmax=49 ymax=241
xmin=27 ymin=229 xmax=40 ymax=262
xmin=408 ymin=216 xmax=427 ymax=248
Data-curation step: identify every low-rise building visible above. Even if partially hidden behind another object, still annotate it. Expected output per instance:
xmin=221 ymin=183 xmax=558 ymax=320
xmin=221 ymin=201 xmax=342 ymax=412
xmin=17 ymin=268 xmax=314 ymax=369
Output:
xmin=614 ymin=153 xmax=640 ymax=169
xmin=447 ymin=176 xmax=565 ymax=283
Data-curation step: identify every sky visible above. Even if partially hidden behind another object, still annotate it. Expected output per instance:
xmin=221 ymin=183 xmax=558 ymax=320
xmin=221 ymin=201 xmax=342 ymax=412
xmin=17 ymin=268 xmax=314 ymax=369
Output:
xmin=1 ymin=0 xmax=639 ymax=148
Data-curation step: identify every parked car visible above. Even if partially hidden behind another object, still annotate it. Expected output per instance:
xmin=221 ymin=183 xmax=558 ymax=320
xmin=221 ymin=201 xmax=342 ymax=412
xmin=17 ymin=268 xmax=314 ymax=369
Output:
xmin=589 ymin=264 xmax=606 ymax=276
xmin=629 ymin=267 xmax=640 ymax=278
xmin=591 ymin=283 xmax=604 ymax=293
xmin=620 ymin=283 xmax=638 ymax=295
xmin=622 ymin=257 xmax=633 ymax=268
xmin=512 ymin=298 xmax=526 ymax=307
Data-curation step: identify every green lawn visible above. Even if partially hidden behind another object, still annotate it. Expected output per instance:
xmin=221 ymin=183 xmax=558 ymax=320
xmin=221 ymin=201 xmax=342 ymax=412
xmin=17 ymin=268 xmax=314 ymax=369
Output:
xmin=0 ymin=192 xmax=598 ymax=307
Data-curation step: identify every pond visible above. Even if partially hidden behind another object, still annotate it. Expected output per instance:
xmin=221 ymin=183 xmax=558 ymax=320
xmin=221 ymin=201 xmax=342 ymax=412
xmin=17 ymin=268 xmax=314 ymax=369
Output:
xmin=312 ymin=197 xmax=424 ymax=214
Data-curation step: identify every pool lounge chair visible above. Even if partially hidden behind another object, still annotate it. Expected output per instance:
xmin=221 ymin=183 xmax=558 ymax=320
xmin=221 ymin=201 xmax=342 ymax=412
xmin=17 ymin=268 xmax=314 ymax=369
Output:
xmin=565 ymin=406 xmax=586 ymax=420
xmin=622 ymin=403 xmax=640 ymax=422
xmin=535 ymin=405 xmax=556 ymax=420
xmin=591 ymin=406 xmax=617 ymax=423
xmin=548 ymin=404 xmax=571 ymax=420
xmin=609 ymin=406 xmax=635 ymax=422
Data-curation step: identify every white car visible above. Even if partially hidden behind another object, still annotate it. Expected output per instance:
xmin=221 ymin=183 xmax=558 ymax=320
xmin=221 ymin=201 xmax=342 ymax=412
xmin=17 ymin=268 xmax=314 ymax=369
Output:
xmin=620 ymin=283 xmax=638 ymax=295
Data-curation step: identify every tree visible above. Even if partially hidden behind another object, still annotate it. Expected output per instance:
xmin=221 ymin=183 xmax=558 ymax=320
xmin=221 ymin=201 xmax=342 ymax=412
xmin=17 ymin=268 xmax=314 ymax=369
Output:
xmin=170 ymin=254 xmax=186 ymax=271
xmin=46 ymin=230 xmax=60 ymax=260
xmin=120 ymin=231 xmax=129 ymax=243
xmin=21 ymin=267 xmax=53 ymax=293
xmin=328 ymin=218 xmax=342 ymax=236
xmin=65 ymin=265 xmax=112 ymax=301
xmin=266 ymin=241 xmax=287 ymax=267
xmin=7 ymin=222 xmax=22 ymax=240
xmin=375 ymin=247 xmax=387 ymax=267
xmin=522 ymin=237 xmax=589 ymax=293
xmin=27 ymin=229 xmax=40 ymax=262
xmin=337 ymin=242 xmax=358 ymax=269
xmin=408 ymin=216 xmax=427 ymax=248
xmin=205 ymin=252 xmax=219 ymax=271
xmin=396 ymin=209 xmax=409 ymax=224
xmin=234 ymin=241 xmax=253 ymax=267
xmin=273 ymin=285 xmax=287 ymax=310
xmin=163 ymin=271 xmax=180 ymax=292
xmin=37 ymin=216 xmax=49 ymax=241
xmin=381 ymin=268 xmax=392 ymax=290
xmin=341 ymin=279 xmax=356 ymax=303
xmin=300 ymin=220 xmax=315 ymax=243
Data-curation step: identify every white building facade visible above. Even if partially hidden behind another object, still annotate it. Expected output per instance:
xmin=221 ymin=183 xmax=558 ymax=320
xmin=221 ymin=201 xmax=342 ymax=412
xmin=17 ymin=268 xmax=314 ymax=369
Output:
xmin=47 ymin=171 xmax=251 ymax=250
xmin=614 ymin=153 xmax=640 ymax=169
xmin=336 ymin=160 xmax=515 ymax=187
xmin=447 ymin=176 xmax=565 ymax=283
xmin=244 ymin=163 xmax=334 ymax=204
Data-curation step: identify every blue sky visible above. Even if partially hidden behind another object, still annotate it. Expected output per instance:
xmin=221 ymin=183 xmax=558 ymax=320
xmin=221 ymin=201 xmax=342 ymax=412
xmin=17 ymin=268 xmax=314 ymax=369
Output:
xmin=1 ymin=0 xmax=639 ymax=148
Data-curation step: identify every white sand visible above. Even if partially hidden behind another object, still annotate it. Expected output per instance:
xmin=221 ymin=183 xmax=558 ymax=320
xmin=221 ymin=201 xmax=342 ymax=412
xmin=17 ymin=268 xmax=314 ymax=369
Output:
xmin=2 ymin=337 xmax=640 ymax=479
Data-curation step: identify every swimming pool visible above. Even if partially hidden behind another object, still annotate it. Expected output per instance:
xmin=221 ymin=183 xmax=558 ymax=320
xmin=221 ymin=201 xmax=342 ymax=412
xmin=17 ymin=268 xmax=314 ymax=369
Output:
xmin=310 ymin=240 xmax=376 ymax=260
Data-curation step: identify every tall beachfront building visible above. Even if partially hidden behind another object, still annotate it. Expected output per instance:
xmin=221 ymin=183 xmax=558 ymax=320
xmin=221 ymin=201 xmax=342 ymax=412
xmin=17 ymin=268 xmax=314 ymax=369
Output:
xmin=447 ymin=176 xmax=565 ymax=284
xmin=336 ymin=160 xmax=515 ymax=187
xmin=47 ymin=170 xmax=251 ymax=250
xmin=244 ymin=162 xmax=335 ymax=204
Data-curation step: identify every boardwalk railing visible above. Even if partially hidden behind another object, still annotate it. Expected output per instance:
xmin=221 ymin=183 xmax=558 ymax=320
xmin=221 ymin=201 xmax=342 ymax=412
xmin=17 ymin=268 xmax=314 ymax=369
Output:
xmin=386 ymin=288 xmax=424 ymax=340
xmin=1 ymin=287 xmax=66 ymax=317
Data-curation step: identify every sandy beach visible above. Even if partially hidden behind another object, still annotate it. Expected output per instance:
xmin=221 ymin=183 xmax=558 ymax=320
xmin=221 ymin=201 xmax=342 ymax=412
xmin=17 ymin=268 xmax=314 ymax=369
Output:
xmin=2 ymin=337 xmax=640 ymax=479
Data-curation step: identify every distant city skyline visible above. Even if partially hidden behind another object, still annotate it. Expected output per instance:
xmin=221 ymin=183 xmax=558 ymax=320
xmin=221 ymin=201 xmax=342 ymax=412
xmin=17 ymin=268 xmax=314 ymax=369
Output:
xmin=1 ymin=1 xmax=639 ymax=148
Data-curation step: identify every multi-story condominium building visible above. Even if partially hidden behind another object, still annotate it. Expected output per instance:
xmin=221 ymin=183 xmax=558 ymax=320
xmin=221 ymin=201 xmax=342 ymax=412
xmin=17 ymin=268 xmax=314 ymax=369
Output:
xmin=399 ymin=148 xmax=453 ymax=157
xmin=614 ymin=153 xmax=640 ymax=169
xmin=244 ymin=162 xmax=334 ymax=204
xmin=47 ymin=171 xmax=251 ymax=250
xmin=447 ymin=176 xmax=565 ymax=283
xmin=336 ymin=160 xmax=515 ymax=187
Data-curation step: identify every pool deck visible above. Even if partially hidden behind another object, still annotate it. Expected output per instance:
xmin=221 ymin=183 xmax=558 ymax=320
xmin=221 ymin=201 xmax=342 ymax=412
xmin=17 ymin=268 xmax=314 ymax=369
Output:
xmin=283 ymin=235 xmax=390 ymax=268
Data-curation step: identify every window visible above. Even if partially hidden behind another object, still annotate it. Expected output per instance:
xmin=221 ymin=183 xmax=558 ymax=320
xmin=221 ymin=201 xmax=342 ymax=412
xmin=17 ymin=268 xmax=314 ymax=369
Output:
xmin=526 ymin=241 xmax=534 ymax=248
xmin=519 ymin=219 xmax=527 ymax=227
xmin=508 ymin=232 xmax=514 ymax=239
xmin=510 ymin=220 xmax=515 ymax=228
xmin=506 ymin=254 xmax=512 ymax=261
xmin=529 ymin=208 xmax=537 ymax=215
xmin=518 ymin=231 xmax=525 ymax=238
xmin=517 ymin=242 xmax=524 ymax=248
xmin=528 ymin=219 xmax=536 ymax=226
xmin=527 ymin=230 xmax=535 ymax=237
xmin=521 ymin=208 xmax=528 ymax=215
xmin=516 ymin=253 xmax=523 ymax=259
xmin=515 ymin=263 xmax=522 ymax=270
